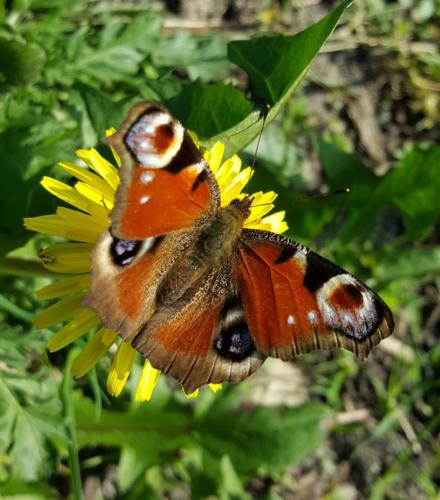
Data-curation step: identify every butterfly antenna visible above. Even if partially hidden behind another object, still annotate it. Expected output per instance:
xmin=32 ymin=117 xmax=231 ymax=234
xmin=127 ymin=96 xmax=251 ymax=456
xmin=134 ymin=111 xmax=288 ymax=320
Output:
xmin=243 ymin=104 xmax=270 ymax=196
xmin=307 ymin=187 xmax=350 ymax=200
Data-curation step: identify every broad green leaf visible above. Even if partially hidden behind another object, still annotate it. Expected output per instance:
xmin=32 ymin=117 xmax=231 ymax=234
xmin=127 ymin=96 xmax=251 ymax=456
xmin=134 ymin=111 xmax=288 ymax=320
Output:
xmin=108 ymin=12 xmax=162 ymax=52
xmin=0 ymin=476 xmax=58 ymax=498
xmin=199 ymin=0 xmax=351 ymax=156
xmin=0 ymin=129 xmax=55 ymax=254
xmin=319 ymin=140 xmax=377 ymax=189
xmin=165 ymin=81 xmax=253 ymax=139
xmin=219 ymin=455 xmax=249 ymax=499
xmin=317 ymin=141 xmax=382 ymax=244
xmin=228 ymin=0 xmax=352 ymax=105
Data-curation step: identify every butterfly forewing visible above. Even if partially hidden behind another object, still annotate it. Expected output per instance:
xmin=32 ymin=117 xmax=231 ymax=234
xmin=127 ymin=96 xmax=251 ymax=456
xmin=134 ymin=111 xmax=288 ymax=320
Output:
xmin=107 ymin=102 xmax=220 ymax=240
xmin=238 ymin=229 xmax=393 ymax=360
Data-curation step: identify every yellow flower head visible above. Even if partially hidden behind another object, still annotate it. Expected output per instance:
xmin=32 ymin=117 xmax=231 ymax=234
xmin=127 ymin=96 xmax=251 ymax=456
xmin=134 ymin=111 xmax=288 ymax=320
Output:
xmin=25 ymin=133 xmax=288 ymax=401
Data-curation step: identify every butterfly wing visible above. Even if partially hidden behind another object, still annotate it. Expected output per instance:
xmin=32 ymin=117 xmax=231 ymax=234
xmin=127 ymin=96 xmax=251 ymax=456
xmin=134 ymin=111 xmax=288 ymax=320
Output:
xmin=107 ymin=101 xmax=220 ymax=239
xmin=85 ymin=231 xmax=190 ymax=339
xmin=237 ymin=229 xmax=394 ymax=361
xmin=131 ymin=261 xmax=265 ymax=393
xmin=85 ymin=102 xmax=220 ymax=338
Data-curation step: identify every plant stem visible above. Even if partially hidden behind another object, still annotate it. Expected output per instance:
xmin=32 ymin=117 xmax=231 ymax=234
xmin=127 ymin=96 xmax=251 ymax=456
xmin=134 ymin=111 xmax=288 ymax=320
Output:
xmin=0 ymin=294 xmax=34 ymax=323
xmin=61 ymin=350 xmax=83 ymax=500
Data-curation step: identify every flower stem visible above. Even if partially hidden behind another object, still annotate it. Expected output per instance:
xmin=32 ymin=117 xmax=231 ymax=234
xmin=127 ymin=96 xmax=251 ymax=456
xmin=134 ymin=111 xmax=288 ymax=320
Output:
xmin=62 ymin=349 xmax=83 ymax=500
xmin=0 ymin=294 xmax=34 ymax=323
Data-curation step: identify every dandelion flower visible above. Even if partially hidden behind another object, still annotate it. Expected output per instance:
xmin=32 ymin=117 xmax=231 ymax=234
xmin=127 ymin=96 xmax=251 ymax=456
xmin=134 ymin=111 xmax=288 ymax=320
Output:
xmin=25 ymin=134 xmax=288 ymax=401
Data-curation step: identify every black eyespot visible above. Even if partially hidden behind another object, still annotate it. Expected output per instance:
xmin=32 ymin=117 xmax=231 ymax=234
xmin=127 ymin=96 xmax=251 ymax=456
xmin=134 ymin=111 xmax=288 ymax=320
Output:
xmin=215 ymin=322 xmax=255 ymax=361
xmin=110 ymin=238 xmax=142 ymax=266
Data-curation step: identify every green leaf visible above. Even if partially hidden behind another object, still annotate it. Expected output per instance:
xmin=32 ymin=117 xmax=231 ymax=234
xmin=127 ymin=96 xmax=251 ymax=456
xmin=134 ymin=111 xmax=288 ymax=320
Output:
xmin=70 ymin=83 xmax=130 ymax=146
xmin=201 ymin=0 xmax=351 ymax=156
xmin=73 ymin=45 xmax=144 ymax=82
xmin=0 ymin=326 xmax=66 ymax=481
xmin=228 ymin=0 xmax=352 ymax=105
xmin=75 ymin=392 xmax=326 ymax=491
xmin=165 ymin=81 xmax=253 ymax=139
xmin=0 ymin=128 xmax=56 ymax=254
xmin=197 ymin=402 xmax=327 ymax=477
xmin=319 ymin=140 xmax=377 ymax=189
xmin=219 ymin=455 xmax=249 ymax=499
xmin=0 ymin=476 xmax=58 ymax=498
xmin=111 ymin=12 xmax=162 ymax=52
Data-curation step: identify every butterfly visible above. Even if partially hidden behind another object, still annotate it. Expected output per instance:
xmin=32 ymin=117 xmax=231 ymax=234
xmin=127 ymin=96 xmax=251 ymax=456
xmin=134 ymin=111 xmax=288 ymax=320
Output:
xmin=84 ymin=102 xmax=394 ymax=394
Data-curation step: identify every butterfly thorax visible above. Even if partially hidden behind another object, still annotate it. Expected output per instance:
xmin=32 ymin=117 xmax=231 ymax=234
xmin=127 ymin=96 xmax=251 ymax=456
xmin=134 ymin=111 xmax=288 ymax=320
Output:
xmin=194 ymin=205 xmax=244 ymax=262
xmin=156 ymin=205 xmax=244 ymax=306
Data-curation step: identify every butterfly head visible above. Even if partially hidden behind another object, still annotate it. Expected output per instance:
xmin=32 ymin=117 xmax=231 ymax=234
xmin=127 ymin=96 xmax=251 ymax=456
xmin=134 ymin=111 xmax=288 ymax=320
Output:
xmin=229 ymin=196 xmax=253 ymax=221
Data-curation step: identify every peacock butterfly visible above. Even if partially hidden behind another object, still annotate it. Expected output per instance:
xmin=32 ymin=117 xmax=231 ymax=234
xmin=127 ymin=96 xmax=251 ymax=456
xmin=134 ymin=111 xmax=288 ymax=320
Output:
xmin=84 ymin=102 xmax=394 ymax=393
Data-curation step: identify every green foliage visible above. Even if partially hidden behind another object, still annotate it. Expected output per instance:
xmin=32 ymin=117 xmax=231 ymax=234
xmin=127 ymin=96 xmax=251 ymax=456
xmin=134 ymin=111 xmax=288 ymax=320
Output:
xmin=0 ymin=324 xmax=66 ymax=482
xmin=75 ymin=390 xmax=325 ymax=496
xmin=0 ymin=0 xmax=439 ymax=498
xmin=228 ymin=0 xmax=351 ymax=104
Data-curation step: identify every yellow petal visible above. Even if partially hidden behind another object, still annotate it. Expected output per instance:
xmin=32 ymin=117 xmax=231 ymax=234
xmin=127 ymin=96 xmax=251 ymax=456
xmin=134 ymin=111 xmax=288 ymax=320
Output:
xmin=183 ymin=388 xmax=199 ymax=399
xmin=36 ymin=275 xmax=90 ymax=300
xmin=208 ymin=383 xmax=222 ymax=393
xmin=135 ymin=360 xmax=161 ymax=402
xmin=75 ymin=181 xmax=114 ymax=212
xmin=216 ymin=155 xmax=242 ymax=193
xmin=107 ymin=341 xmax=136 ymax=396
xmin=221 ymin=167 xmax=253 ymax=206
xmin=260 ymin=211 xmax=289 ymax=234
xmin=47 ymin=308 xmax=101 ymax=352
xmin=24 ymin=208 xmax=108 ymax=243
xmin=204 ymin=141 xmax=224 ymax=174
xmin=58 ymin=161 xmax=117 ymax=201
xmin=41 ymin=177 xmax=104 ymax=216
xmin=75 ymin=148 xmax=119 ymax=191
xmin=105 ymin=128 xmax=121 ymax=167
xmin=71 ymin=328 xmax=118 ymax=378
xmin=34 ymin=291 xmax=88 ymax=328
xmin=38 ymin=242 xmax=93 ymax=274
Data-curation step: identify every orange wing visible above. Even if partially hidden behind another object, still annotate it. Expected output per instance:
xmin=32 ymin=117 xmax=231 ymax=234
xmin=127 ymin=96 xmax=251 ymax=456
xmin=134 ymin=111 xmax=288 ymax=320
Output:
xmin=107 ymin=102 xmax=219 ymax=239
xmin=84 ymin=231 xmax=187 ymax=340
xmin=131 ymin=263 xmax=265 ymax=393
xmin=237 ymin=230 xmax=394 ymax=360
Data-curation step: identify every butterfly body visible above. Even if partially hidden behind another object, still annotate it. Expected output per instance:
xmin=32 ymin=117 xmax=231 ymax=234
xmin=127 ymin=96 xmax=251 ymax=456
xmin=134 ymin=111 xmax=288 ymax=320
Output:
xmin=154 ymin=205 xmax=244 ymax=306
xmin=85 ymin=102 xmax=394 ymax=393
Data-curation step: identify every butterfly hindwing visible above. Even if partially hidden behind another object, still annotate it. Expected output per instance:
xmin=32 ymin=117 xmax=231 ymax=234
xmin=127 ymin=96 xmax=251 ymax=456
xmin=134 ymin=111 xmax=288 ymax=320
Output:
xmin=131 ymin=262 xmax=265 ymax=393
xmin=84 ymin=230 xmax=194 ymax=340
xmin=238 ymin=229 xmax=394 ymax=361
xmin=107 ymin=102 xmax=220 ymax=240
